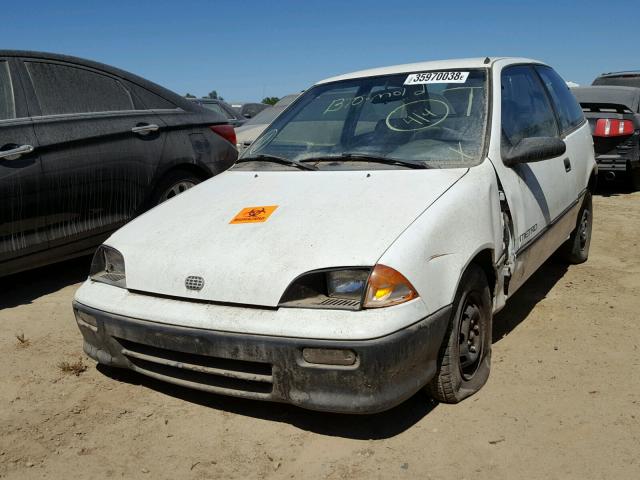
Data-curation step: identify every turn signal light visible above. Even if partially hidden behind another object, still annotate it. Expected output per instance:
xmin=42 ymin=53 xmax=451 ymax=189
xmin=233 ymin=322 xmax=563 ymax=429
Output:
xmin=210 ymin=124 xmax=237 ymax=145
xmin=363 ymin=264 xmax=418 ymax=308
xmin=593 ymin=118 xmax=634 ymax=137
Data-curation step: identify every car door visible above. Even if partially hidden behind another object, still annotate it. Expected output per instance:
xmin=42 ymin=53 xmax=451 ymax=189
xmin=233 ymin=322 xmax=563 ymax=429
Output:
xmin=534 ymin=65 xmax=588 ymax=194
xmin=490 ymin=64 xmax=577 ymax=293
xmin=19 ymin=59 xmax=166 ymax=250
xmin=0 ymin=57 xmax=47 ymax=268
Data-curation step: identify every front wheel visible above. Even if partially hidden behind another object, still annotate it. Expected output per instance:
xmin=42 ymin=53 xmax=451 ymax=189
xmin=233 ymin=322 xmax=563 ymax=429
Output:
xmin=428 ymin=264 xmax=492 ymax=403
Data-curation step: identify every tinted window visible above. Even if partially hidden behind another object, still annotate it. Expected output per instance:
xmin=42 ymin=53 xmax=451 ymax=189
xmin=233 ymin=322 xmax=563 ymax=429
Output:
xmin=26 ymin=62 xmax=133 ymax=115
xmin=0 ymin=61 xmax=15 ymax=120
xmin=501 ymin=66 xmax=558 ymax=148
xmin=201 ymin=102 xmax=233 ymax=118
xmin=536 ymin=66 xmax=584 ymax=133
xmin=126 ymin=82 xmax=176 ymax=110
xmin=593 ymin=75 xmax=640 ymax=88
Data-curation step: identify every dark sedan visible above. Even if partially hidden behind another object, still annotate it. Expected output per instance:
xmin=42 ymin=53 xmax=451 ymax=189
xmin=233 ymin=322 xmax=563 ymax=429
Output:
xmin=0 ymin=50 xmax=237 ymax=277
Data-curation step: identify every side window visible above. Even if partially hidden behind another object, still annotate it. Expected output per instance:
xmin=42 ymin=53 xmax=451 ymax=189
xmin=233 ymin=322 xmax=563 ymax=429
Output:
xmin=0 ymin=61 xmax=16 ymax=120
xmin=125 ymin=82 xmax=177 ymax=110
xmin=25 ymin=62 xmax=133 ymax=115
xmin=501 ymin=65 xmax=559 ymax=149
xmin=535 ymin=66 xmax=585 ymax=134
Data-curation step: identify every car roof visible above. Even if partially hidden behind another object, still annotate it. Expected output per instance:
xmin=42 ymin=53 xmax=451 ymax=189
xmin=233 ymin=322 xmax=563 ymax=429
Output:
xmin=0 ymin=49 xmax=197 ymax=111
xmin=316 ymin=57 xmax=543 ymax=84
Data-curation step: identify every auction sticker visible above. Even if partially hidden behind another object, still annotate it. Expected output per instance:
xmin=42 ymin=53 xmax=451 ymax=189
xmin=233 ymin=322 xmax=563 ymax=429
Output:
xmin=404 ymin=71 xmax=469 ymax=85
xmin=230 ymin=205 xmax=278 ymax=224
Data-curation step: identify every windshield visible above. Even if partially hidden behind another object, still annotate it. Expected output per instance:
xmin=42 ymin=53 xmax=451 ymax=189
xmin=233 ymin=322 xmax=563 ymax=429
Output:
xmin=237 ymin=69 xmax=488 ymax=170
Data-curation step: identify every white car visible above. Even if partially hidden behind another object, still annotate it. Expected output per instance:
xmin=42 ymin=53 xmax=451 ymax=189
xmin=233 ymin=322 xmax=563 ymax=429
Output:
xmin=73 ymin=57 xmax=596 ymax=413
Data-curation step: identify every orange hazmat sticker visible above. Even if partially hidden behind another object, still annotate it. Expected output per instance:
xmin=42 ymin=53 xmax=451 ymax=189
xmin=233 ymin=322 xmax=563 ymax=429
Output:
xmin=230 ymin=205 xmax=278 ymax=224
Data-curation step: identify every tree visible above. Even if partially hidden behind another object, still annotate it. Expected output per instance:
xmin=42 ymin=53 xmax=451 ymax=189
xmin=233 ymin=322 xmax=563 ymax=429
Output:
xmin=184 ymin=93 xmax=196 ymax=98
xmin=262 ymin=97 xmax=280 ymax=106
xmin=207 ymin=90 xmax=224 ymax=101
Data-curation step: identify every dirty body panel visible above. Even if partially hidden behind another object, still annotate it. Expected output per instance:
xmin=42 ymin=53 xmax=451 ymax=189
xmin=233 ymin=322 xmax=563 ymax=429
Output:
xmin=74 ymin=301 xmax=451 ymax=414
xmin=0 ymin=50 xmax=236 ymax=277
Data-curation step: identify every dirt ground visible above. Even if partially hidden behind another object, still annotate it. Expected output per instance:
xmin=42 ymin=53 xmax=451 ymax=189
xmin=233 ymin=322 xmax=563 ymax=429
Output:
xmin=1 ymin=186 xmax=639 ymax=480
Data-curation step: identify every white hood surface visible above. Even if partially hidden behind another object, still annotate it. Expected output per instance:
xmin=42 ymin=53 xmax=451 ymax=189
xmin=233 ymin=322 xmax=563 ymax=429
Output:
xmin=108 ymin=169 xmax=467 ymax=307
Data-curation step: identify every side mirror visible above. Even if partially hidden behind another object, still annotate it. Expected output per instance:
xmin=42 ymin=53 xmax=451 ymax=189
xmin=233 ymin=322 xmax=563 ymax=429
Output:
xmin=503 ymin=137 xmax=566 ymax=166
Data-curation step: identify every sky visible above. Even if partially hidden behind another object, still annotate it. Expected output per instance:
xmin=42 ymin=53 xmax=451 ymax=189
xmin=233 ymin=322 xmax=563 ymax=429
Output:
xmin=1 ymin=0 xmax=637 ymax=102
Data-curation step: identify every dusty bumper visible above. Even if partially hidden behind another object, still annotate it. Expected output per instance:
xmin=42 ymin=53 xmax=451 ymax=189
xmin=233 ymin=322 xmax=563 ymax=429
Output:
xmin=73 ymin=301 xmax=451 ymax=414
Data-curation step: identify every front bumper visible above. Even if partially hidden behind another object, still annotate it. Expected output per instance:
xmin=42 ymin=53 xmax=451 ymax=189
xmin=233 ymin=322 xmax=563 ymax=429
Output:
xmin=73 ymin=301 xmax=450 ymax=414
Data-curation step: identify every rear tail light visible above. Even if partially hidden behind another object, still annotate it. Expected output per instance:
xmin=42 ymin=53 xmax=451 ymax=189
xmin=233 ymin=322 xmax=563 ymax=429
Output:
xmin=593 ymin=118 xmax=635 ymax=137
xmin=209 ymin=124 xmax=237 ymax=146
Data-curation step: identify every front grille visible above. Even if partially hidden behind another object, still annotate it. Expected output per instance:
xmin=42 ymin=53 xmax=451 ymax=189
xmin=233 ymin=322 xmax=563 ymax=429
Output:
xmin=116 ymin=338 xmax=273 ymax=395
xmin=185 ymin=276 xmax=204 ymax=291
xmin=320 ymin=298 xmax=361 ymax=308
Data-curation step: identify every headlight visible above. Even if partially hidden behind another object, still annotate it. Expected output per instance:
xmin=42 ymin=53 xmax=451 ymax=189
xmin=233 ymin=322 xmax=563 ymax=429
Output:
xmin=279 ymin=265 xmax=417 ymax=310
xmin=89 ymin=245 xmax=126 ymax=288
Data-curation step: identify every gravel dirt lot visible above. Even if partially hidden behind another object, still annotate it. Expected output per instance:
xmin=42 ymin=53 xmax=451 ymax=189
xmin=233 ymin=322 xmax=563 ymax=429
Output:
xmin=1 ymin=187 xmax=639 ymax=480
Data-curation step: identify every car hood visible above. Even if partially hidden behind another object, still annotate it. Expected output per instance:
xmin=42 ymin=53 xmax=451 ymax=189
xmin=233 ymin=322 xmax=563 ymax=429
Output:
xmin=108 ymin=169 xmax=467 ymax=307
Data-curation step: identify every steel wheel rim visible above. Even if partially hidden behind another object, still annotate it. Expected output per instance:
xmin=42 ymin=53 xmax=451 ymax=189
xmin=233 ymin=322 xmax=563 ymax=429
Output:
xmin=458 ymin=294 xmax=484 ymax=380
xmin=578 ymin=209 xmax=590 ymax=251
xmin=160 ymin=180 xmax=195 ymax=202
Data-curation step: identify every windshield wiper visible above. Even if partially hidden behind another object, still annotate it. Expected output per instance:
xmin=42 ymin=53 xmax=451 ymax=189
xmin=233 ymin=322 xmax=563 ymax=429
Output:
xmin=300 ymin=153 xmax=429 ymax=169
xmin=236 ymin=154 xmax=318 ymax=171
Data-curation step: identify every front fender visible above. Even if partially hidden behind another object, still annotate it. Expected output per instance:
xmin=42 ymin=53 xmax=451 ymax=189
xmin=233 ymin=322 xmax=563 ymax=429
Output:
xmin=377 ymin=160 xmax=503 ymax=313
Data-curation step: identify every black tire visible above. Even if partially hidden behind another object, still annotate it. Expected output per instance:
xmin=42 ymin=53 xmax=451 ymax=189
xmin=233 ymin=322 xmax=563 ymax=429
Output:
xmin=558 ymin=192 xmax=592 ymax=264
xmin=628 ymin=163 xmax=640 ymax=192
xmin=150 ymin=170 xmax=202 ymax=206
xmin=428 ymin=264 xmax=492 ymax=403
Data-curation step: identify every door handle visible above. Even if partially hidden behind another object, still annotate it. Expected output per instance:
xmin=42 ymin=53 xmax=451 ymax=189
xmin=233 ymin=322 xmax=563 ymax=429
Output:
xmin=0 ymin=144 xmax=35 ymax=161
xmin=563 ymin=158 xmax=572 ymax=172
xmin=131 ymin=124 xmax=160 ymax=135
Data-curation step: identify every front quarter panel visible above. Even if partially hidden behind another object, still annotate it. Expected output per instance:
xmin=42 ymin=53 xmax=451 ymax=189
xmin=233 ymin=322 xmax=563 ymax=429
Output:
xmin=377 ymin=160 xmax=502 ymax=313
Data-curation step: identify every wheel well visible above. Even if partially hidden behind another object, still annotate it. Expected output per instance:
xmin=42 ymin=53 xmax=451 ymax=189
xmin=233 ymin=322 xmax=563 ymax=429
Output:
xmin=161 ymin=164 xmax=211 ymax=182
xmin=469 ymin=249 xmax=496 ymax=297
xmin=588 ymin=169 xmax=597 ymax=193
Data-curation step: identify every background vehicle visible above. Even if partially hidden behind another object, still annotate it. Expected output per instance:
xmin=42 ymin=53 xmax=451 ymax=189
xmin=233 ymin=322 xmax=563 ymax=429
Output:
xmin=572 ymin=71 xmax=640 ymax=189
xmin=235 ymin=94 xmax=299 ymax=153
xmin=188 ymin=98 xmax=245 ymax=127
xmin=74 ymin=58 xmax=596 ymax=413
xmin=0 ymin=50 xmax=238 ymax=277
xmin=230 ymin=102 xmax=269 ymax=119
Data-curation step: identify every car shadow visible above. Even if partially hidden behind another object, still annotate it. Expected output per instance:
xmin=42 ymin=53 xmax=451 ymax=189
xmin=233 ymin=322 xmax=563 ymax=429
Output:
xmin=493 ymin=259 xmax=568 ymax=343
xmin=0 ymin=256 xmax=92 ymax=310
xmin=97 ymin=363 xmax=438 ymax=440
xmin=596 ymin=178 xmax=634 ymax=197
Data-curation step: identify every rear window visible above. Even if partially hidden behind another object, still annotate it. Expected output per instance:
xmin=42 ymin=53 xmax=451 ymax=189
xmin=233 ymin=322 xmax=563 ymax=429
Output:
xmin=0 ymin=61 xmax=15 ymax=120
xmin=201 ymin=102 xmax=233 ymax=118
xmin=536 ymin=66 xmax=585 ymax=134
xmin=593 ymin=75 xmax=640 ymax=88
xmin=26 ymin=62 xmax=133 ymax=115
